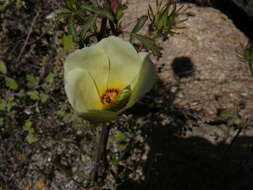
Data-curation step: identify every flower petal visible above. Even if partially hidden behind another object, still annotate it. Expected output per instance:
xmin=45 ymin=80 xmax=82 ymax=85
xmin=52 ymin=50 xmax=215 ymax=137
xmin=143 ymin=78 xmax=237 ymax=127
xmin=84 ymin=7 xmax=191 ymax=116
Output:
xmin=64 ymin=68 xmax=102 ymax=113
xmin=64 ymin=44 xmax=109 ymax=96
xmin=98 ymin=36 xmax=142 ymax=89
xmin=83 ymin=110 xmax=118 ymax=121
xmin=123 ymin=53 xmax=156 ymax=110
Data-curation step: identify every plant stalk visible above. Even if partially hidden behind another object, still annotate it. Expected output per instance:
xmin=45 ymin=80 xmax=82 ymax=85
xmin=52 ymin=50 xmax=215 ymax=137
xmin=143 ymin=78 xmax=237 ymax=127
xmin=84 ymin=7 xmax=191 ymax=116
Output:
xmin=92 ymin=123 xmax=110 ymax=182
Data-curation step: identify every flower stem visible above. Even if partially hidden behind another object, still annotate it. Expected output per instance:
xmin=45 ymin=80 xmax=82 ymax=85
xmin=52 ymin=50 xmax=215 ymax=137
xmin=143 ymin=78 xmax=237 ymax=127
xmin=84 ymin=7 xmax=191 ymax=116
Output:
xmin=92 ymin=123 xmax=110 ymax=183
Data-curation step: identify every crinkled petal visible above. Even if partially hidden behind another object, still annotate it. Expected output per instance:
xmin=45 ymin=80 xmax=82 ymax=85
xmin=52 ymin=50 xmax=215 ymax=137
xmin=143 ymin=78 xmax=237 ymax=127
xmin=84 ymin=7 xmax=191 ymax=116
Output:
xmin=64 ymin=68 xmax=102 ymax=113
xmin=97 ymin=36 xmax=142 ymax=89
xmin=64 ymin=44 xmax=109 ymax=96
xmin=123 ymin=53 xmax=156 ymax=110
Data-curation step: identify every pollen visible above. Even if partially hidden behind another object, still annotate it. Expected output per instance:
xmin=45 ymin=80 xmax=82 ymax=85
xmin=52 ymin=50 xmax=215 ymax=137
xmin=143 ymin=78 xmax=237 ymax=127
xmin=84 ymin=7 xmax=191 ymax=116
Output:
xmin=101 ymin=88 xmax=120 ymax=106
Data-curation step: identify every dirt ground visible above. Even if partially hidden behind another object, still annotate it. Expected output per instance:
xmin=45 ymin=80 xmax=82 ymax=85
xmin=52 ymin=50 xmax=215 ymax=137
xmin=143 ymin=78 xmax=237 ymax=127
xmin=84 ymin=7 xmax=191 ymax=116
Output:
xmin=0 ymin=0 xmax=253 ymax=190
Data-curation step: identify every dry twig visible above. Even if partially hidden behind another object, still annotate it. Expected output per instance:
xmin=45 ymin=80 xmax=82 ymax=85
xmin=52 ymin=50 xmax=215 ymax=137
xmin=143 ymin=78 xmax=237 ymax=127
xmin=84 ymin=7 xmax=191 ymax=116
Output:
xmin=16 ymin=12 xmax=40 ymax=63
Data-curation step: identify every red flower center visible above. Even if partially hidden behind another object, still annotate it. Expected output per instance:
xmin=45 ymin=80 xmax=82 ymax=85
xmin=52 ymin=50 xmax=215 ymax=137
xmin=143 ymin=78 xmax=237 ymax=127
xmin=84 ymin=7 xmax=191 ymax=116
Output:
xmin=101 ymin=88 xmax=120 ymax=105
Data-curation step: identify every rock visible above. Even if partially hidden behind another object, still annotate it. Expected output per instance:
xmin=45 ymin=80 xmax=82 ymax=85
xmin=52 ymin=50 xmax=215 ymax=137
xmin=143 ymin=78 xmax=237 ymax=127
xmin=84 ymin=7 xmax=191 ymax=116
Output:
xmin=122 ymin=1 xmax=253 ymax=139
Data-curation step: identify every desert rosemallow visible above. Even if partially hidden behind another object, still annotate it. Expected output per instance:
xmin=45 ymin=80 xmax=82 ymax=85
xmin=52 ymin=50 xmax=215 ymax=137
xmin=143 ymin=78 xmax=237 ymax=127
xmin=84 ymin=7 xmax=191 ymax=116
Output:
xmin=64 ymin=36 xmax=156 ymax=120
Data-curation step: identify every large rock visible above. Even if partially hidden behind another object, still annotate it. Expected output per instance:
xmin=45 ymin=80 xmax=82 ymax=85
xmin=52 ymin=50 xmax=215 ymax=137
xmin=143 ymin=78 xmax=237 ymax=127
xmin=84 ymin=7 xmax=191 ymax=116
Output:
xmin=123 ymin=1 xmax=253 ymax=139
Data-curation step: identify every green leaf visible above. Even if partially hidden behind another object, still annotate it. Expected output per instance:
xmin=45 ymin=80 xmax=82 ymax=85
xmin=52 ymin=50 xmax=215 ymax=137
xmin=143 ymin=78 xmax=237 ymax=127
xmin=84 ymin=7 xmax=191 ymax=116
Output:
xmin=115 ymin=4 xmax=128 ymax=21
xmin=17 ymin=89 xmax=25 ymax=97
xmin=130 ymin=15 xmax=148 ymax=42
xmin=72 ymin=122 xmax=83 ymax=129
xmin=23 ymin=120 xmax=33 ymax=132
xmin=63 ymin=34 xmax=74 ymax=50
xmin=56 ymin=9 xmax=73 ymax=17
xmin=81 ymin=4 xmax=114 ymax=21
xmin=40 ymin=93 xmax=49 ymax=103
xmin=23 ymin=120 xmax=38 ymax=144
xmin=26 ymin=134 xmax=39 ymax=144
xmin=132 ymin=15 xmax=148 ymax=34
xmin=68 ymin=113 xmax=79 ymax=121
xmin=65 ymin=0 xmax=77 ymax=10
xmin=68 ymin=15 xmax=77 ymax=42
xmin=131 ymin=33 xmax=161 ymax=57
xmin=0 ymin=60 xmax=7 ymax=74
xmin=80 ymin=15 xmax=96 ymax=39
xmin=5 ymin=76 xmax=18 ymax=90
xmin=56 ymin=110 xmax=66 ymax=118
xmin=26 ymin=74 xmax=39 ymax=88
xmin=27 ymin=90 xmax=40 ymax=100
xmin=6 ymin=101 xmax=16 ymax=112
xmin=148 ymin=4 xmax=154 ymax=21
xmin=45 ymin=72 xmax=54 ymax=84
xmin=161 ymin=8 xmax=171 ymax=31
xmin=0 ymin=99 xmax=6 ymax=111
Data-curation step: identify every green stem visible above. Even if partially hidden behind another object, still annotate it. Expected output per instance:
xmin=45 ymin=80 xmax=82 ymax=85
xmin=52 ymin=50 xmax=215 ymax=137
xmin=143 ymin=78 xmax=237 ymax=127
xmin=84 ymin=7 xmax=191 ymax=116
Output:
xmin=92 ymin=123 xmax=110 ymax=183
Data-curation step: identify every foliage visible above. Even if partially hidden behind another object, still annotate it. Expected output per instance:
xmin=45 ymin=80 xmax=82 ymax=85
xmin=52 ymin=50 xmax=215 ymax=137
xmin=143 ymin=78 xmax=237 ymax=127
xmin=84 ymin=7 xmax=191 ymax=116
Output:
xmin=23 ymin=120 xmax=39 ymax=144
xmin=56 ymin=0 xmax=127 ymax=47
xmin=148 ymin=0 xmax=187 ymax=37
xmin=56 ymin=0 xmax=186 ymax=57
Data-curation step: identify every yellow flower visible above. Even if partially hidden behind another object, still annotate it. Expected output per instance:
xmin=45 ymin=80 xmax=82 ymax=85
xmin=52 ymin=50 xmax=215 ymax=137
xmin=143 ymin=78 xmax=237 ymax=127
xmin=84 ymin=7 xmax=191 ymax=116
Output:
xmin=64 ymin=36 xmax=156 ymax=121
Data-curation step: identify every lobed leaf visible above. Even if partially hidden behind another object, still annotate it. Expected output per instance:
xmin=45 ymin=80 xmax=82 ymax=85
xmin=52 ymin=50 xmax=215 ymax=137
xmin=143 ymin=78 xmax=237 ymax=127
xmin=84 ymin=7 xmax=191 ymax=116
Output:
xmin=5 ymin=76 xmax=18 ymax=90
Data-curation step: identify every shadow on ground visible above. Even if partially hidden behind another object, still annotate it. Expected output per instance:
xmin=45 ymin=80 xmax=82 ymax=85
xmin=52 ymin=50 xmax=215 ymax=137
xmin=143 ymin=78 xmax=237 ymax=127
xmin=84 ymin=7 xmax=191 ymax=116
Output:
xmin=119 ymin=56 xmax=253 ymax=190
xmin=137 ymin=132 xmax=253 ymax=190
